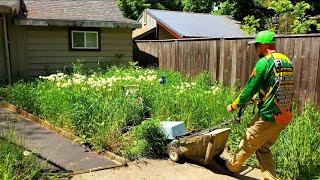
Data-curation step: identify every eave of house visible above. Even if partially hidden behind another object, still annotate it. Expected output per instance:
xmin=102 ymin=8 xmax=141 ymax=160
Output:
xmin=14 ymin=18 xmax=142 ymax=29
xmin=157 ymin=21 xmax=182 ymax=39
xmin=0 ymin=0 xmax=20 ymax=14
xmin=142 ymin=9 xmax=184 ymax=38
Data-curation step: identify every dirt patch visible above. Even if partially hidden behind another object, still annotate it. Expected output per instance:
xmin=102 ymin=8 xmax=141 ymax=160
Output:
xmin=72 ymin=159 xmax=261 ymax=180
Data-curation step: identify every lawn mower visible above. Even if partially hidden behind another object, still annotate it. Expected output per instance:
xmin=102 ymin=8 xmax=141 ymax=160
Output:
xmin=166 ymin=107 xmax=247 ymax=167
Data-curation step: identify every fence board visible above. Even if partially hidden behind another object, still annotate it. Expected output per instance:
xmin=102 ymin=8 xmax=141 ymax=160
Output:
xmin=308 ymin=38 xmax=320 ymax=104
xmin=134 ymin=35 xmax=320 ymax=106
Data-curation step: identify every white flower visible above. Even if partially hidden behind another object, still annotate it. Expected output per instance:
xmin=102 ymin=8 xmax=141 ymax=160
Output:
xmin=212 ymin=87 xmax=220 ymax=95
xmin=73 ymin=78 xmax=82 ymax=85
xmin=61 ymin=83 xmax=68 ymax=88
xmin=23 ymin=151 xmax=30 ymax=156
xmin=57 ymin=73 xmax=64 ymax=77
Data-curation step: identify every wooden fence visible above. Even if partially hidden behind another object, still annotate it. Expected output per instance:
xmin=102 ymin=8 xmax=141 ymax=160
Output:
xmin=134 ymin=34 xmax=320 ymax=106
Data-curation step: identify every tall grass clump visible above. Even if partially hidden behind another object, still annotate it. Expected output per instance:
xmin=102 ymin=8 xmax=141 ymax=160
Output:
xmin=272 ymin=104 xmax=320 ymax=179
xmin=121 ymin=119 xmax=167 ymax=160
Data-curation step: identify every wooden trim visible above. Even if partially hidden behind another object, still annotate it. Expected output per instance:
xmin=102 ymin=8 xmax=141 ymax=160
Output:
xmin=157 ymin=21 xmax=181 ymax=39
xmin=68 ymin=27 xmax=101 ymax=51
xmin=3 ymin=15 xmax=11 ymax=83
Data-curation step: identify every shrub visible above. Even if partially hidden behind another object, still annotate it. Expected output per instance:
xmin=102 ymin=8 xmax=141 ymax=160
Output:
xmin=122 ymin=119 xmax=167 ymax=160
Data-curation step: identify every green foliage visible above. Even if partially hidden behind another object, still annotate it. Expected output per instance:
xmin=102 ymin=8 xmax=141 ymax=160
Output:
xmin=0 ymin=131 xmax=53 ymax=180
xmin=241 ymin=15 xmax=261 ymax=35
xmin=5 ymin=82 xmax=39 ymax=113
xmin=216 ymin=0 xmax=320 ymax=34
xmin=266 ymin=0 xmax=316 ymax=34
xmin=122 ymin=119 xmax=167 ymax=159
xmin=3 ymin=66 xmax=320 ymax=179
xmin=290 ymin=2 xmax=317 ymax=34
xmin=268 ymin=0 xmax=294 ymax=14
xmin=0 ymin=87 xmax=8 ymax=103
xmin=273 ymin=104 xmax=320 ymax=179
xmin=182 ymin=0 xmax=216 ymax=13
xmin=117 ymin=0 xmax=151 ymax=20
xmin=117 ymin=0 xmax=221 ymax=20
xmin=212 ymin=1 xmax=235 ymax=16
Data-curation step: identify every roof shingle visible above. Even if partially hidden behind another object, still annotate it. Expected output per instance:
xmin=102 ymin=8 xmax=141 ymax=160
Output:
xmin=21 ymin=0 xmax=139 ymax=27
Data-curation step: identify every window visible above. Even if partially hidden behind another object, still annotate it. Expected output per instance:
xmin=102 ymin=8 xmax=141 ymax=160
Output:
xmin=70 ymin=30 xmax=100 ymax=50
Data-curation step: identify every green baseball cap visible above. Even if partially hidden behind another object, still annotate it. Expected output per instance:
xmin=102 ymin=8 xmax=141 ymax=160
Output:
xmin=248 ymin=31 xmax=276 ymax=44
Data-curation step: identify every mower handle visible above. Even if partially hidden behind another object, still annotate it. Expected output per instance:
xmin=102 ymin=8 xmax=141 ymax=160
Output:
xmin=234 ymin=106 xmax=245 ymax=124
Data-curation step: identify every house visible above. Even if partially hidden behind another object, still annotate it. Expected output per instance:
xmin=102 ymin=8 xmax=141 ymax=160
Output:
xmin=133 ymin=9 xmax=244 ymax=40
xmin=0 ymin=0 xmax=141 ymax=83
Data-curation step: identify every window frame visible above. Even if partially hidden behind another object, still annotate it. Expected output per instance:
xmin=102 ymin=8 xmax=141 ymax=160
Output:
xmin=68 ymin=28 xmax=101 ymax=51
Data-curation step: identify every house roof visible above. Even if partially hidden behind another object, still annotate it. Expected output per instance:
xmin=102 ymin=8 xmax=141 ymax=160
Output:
xmin=142 ymin=9 xmax=244 ymax=38
xmin=14 ymin=0 xmax=141 ymax=28
xmin=0 ymin=0 xmax=20 ymax=14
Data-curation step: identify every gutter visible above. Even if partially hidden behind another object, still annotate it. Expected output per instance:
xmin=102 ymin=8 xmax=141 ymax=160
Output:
xmin=14 ymin=19 xmax=142 ymax=29
xmin=2 ymin=15 xmax=11 ymax=83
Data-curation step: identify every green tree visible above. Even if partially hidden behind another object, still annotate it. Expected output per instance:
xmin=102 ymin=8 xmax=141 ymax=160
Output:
xmin=290 ymin=2 xmax=317 ymax=34
xmin=241 ymin=15 xmax=261 ymax=35
xmin=117 ymin=0 xmax=222 ymax=20
xmin=117 ymin=0 xmax=183 ymax=20
xmin=267 ymin=0 xmax=317 ymax=34
xmin=267 ymin=0 xmax=294 ymax=34
xmin=182 ymin=0 xmax=216 ymax=13
xmin=212 ymin=1 xmax=236 ymax=16
xmin=117 ymin=0 xmax=151 ymax=20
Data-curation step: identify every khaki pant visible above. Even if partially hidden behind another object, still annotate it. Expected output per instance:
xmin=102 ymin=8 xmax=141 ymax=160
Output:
xmin=226 ymin=114 xmax=286 ymax=180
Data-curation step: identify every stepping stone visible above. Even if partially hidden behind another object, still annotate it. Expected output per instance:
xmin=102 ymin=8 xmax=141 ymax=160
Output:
xmin=0 ymin=107 xmax=124 ymax=174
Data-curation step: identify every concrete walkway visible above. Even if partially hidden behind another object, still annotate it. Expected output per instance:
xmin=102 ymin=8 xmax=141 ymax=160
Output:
xmin=0 ymin=107 xmax=123 ymax=174
xmin=73 ymin=159 xmax=261 ymax=180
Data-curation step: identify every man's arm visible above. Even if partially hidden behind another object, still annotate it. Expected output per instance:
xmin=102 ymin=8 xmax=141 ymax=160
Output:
xmin=228 ymin=59 xmax=268 ymax=111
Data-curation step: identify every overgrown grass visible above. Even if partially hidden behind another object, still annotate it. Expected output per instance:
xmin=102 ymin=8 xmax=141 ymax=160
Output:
xmin=1 ymin=65 xmax=319 ymax=179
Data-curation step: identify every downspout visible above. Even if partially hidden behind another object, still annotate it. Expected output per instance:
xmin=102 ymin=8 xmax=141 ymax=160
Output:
xmin=2 ymin=14 xmax=11 ymax=83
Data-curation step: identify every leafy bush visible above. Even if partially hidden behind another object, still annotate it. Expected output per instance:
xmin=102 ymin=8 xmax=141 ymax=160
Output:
xmin=122 ymin=119 xmax=166 ymax=160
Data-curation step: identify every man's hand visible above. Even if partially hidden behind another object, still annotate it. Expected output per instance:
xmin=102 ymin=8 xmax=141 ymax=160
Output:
xmin=227 ymin=104 xmax=235 ymax=112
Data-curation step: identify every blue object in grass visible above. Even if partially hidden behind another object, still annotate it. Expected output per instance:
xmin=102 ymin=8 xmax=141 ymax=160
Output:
xmin=159 ymin=75 xmax=167 ymax=85
xmin=160 ymin=121 xmax=186 ymax=140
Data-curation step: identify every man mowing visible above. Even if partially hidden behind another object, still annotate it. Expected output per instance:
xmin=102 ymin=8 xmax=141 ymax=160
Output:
xmin=226 ymin=30 xmax=295 ymax=180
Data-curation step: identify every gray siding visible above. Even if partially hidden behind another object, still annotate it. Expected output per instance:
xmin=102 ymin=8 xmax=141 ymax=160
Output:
xmin=9 ymin=25 xmax=133 ymax=79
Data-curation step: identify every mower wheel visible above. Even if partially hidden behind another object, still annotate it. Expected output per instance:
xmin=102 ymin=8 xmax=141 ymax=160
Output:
xmin=167 ymin=146 xmax=181 ymax=162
